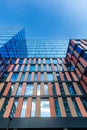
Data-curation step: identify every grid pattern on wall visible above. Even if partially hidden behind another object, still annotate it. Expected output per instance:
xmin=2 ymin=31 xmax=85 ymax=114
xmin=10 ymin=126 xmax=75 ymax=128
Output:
xmin=0 ymin=56 xmax=87 ymax=118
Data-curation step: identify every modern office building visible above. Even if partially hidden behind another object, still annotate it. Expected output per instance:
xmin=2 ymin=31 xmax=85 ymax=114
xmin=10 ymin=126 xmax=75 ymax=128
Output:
xmin=0 ymin=27 xmax=87 ymax=129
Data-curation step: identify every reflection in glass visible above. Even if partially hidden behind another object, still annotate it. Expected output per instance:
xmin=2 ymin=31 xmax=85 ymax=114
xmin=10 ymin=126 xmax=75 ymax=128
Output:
xmin=25 ymin=84 xmax=33 ymax=95
xmin=47 ymin=73 xmax=53 ymax=81
xmin=44 ymin=84 xmax=48 ymax=95
xmin=31 ymin=99 xmax=36 ymax=117
xmin=37 ymin=84 xmax=40 ymax=95
xmin=41 ymin=100 xmax=50 ymax=117
xmin=20 ymin=100 xmax=27 ymax=117
xmin=11 ymin=73 xmax=18 ymax=82
xmin=16 ymin=84 xmax=22 ymax=95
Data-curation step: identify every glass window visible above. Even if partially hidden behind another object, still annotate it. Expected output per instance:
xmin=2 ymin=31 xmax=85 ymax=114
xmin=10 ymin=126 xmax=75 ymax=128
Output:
xmin=76 ymin=45 xmax=83 ymax=54
xmin=47 ymin=73 xmax=53 ymax=81
xmin=56 ymin=73 xmax=60 ymax=81
xmin=49 ymin=65 xmax=52 ymax=71
xmin=72 ymin=99 xmax=82 ymax=117
xmin=37 ymin=84 xmax=40 ymax=95
xmin=41 ymin=100 xmax=50 ymax=117
xmin=53 ymin=59 xmax=57 ymax=64
xmin=18 ymin=65 xmax=21 ymax=71
xmin=21 ymin=73 xmax=25 ymax=81
xmin=68 ymin=83 xmax=76 ymax=95
xmin=10 ymin=100 xmax=18 ymax=117
xmin=34 ymin=73 xmax=38 ymax=81
xmin=16 ymin=84 xmax=22 ymax=95
xmin=81 ymin=51 xmax=87 ymax=61
xmin=11 ymin=73 xmax=18 ymax=82
xmin=44 ymin=65 xmax=46 ymax=71
xmin=63 ymin=98 xmax=71 ymax=117
xmin=38 ymin=65 xmax=41 ymax=71
xmin=46 ymin=59 xmax=50 ymax=64
xmin=54 ymin=65 xmax=57 ymax=71
xmin=27 ymin=73 xmax=31 ymax=81
xmin=59 ymin=83 xmax=65 ymax=95
xmin=31 ymin=99 xmax=36 ymax=117
xmin=1 ymin=73 xmax=8 ymax=81
xmin=54 ymin=99 xmax=61 ymax=117
xmin=25 ymin=84 xmax=33 ymax=95
xmin=41 ymin=73 xmax=44 ymax=81
xmin=44 ymin=84 xmax=48 ymax=95
xmin=19 ymin=59 xmax=23 ymax=64
xmin=81 ymin=98 xmax=87 ymax=112
xmin=11 ymin=59 xmax=16 ymax=64
xmin=52 ymin=84 xmax=56 ymax=95
xmin=23 ymin=65 xmax=27 ymax=72
xmin=30 ymin=65 xmax=35 ymax=71
xmin=20 ymin=100 xmax=27 ymax=117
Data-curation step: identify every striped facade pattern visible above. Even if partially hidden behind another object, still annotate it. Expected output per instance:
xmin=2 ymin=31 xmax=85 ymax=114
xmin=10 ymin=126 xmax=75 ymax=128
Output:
xmin=0 ymin=39 xmax=87 ymax=119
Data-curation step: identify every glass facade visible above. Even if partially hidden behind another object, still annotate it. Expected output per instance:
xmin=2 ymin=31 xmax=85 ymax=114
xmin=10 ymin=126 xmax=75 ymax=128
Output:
xmin=0 ymin=28 xmax=87 ymax=129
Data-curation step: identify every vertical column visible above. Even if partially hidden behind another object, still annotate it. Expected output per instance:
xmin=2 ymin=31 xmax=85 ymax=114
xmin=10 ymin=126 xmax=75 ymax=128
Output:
xmin=15 ymin=98 xmax=23 ymax=117
xmin=40 ymin=83 xmax=44 ymax=95
xmin=33 ymin=83 xmax=37 ymax=96
xmin=58 ymin=98 xmax=66 ymax=117
xmin=49 ymin=97 xmax=56 ymax=117
xmin=26 ymin=98 xmax=32 ymax=117
xmin=6 ymin=72 xmax=13 ymax=82
xmin=3 ymin=83 xmax=12 ymax=96
xmin=36 ymin=97 xmax=40 ymax=117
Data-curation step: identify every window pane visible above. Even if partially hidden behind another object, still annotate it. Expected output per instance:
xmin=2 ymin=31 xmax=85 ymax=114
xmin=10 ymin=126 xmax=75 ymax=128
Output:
xmin=25 ymin=84 xmax=33 ymax=95
xmin=41 ymin=100 xmax=50 ymax=117
xmin=44 ymin=84 xmax=48 ymax=95
xmin=31 ymin=99 xmax=36 ymax=117
xmin=47 ymin=73 xmax=53 ymax=81
xmin=20 ymin=100 xmax=27 ymax=117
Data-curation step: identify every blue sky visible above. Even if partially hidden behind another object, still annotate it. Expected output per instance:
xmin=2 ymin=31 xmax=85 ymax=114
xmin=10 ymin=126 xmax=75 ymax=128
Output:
xmin=0 ymin=0 xmax=87 ymax=39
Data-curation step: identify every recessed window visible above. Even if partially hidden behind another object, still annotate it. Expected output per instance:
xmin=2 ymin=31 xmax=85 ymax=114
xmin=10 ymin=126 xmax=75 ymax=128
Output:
xmin=41 ymin=100 xmax=50 ymax=117
xmin=25 ymin=84 xmax=33 ymax=95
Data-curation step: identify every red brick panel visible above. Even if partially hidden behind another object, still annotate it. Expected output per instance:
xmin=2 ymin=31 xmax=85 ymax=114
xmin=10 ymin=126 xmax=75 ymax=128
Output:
xmin=49 ymin=97 xmax=56 ymax=117
xmin=15 ymin=98 xmax=23 ymax=117
xmin=48 ymin=82 xmax=53 ymax=96
xmin=3 ymin=83 xmax=12 ymax=96
xmin=80 ymin=80 xmax=87 ymax=94
xmin=51 ymin=64 xmax=55 ymax=71
xmin=7 ymin=64 xmax=14 ymax=71
xmin=79 ymin=57 xmax=87 ymax=68
xmin=25 ymin=98 xmax=32 ymax=117
xmin=59 ymin=72 xmax=65 ymax=81
xmin=65 ymin=72 xmax=71 ymax=81
xmin=72 ymin=55 xmax=77 ymax=64
xmin=20 ymin=82 xmax=26 ymax=95
xmin=75 ymin=97 xmax=87 ymax=117
xmin=55 ymin=82 xmax=61 ymax=95
xmin=14 ymin=64 xmax=19 ymax=72
xmin=75 ymin=68 xmax=81 ymax=78
xmin=71 ymin=72 xmax=78 ymax=81
xmin=31 ymin=72 xmax=34 ymax=81
xmin=38 ymin=72 xmax=41 ymax=81
xmin=28 ymin=58 xmax=31 ymax=64
xmin=6 ymin=72 xmax=13 ymax=82
xmin=23 ymin=58 xmax=27 ymax=64
xmin=4 ymin=98 xmax=14 ymax=118
xmin=83 ymin=75 xmax=87 ymax=85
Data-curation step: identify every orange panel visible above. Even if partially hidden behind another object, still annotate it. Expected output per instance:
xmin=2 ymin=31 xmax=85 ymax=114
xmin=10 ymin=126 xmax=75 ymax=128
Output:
xmin=4 ymin=98 xmax=14 ymax=118
xmin=20 ymin=64 xmax=24 ymax=71
xmin=80 ymin=80 xmax=87 ymax=94
xmin=46 ymin=64 xmax=49 ymax=71
xmin=65 ymin=72 xmax=71 ymax=81
xmin=57 ymin=58 xmax=60 ymax=64
xmin=58 ymin=98 xmax=66 ymax=117
xmin=31 ymin=72 xmax=34 ymax=81
xmin=23 ymin=58 xmax=26 ymax=64
xmin=6 ymin=72 xmax=13 ymax=82
xmin=75 ymin=68 xmax=81 ymax=78
xmin=40 ymin=83 xmax=44 ymax=95
xmin=0 ymin=83 xmax=4 ymax=92
xmin=0 ymin=98 xmax=5 ymax=111
xmin=62 ymin=58 xmax=66 ymax=64
xmin=26 ymin=65 xmax=30 ymax=71
xmin=14 ymin=64 xmax=19 ymax=72
xmin=33 ymin=83 xmax=37 ymax=95
xmin=72 ymin=55 xmax=77 ymax=64
xmin=38 ymin=72 xmax=40 ymax=81
xmin=55 ymin=82 xmax=61 ymax=95
xmin=28 ymin=58 xmax=31 ymax=64
xmin=75 ymin=97 xmax=87 ymax=117
xmin=25 ymin=98 xmax=32 ymax=117
xmin=7 ymin=64 xmax=14 ymax=71
xmin=51 ymin=64 xmax=54 ymax=71
xmin=59 ymin=72 xmax=64 ymax=81
xmin=20 ymin=82 xmax=26 ymax=95
xmin=62 ymin=82 xmax=70 ymax=95
xmin=83 ymin=75 xmax=87 ymax=85
xmin=24 ymin=72 xmax=28 ymax=81
xmin=48 ymin=82 xmax=53 ymax=95
xmin=12 ymin=83 xmax=19 ymax=96
xmin=73 ymin=82 xmax=82 ymax=95
xmin=79 ymin=57 xmax=87 ymax=68
xmin=15 ymin=58 xmax=20 ymax=64
xmin=3 ymin=83 xmax=12 ymax=96
xmin=71 ymin=72 xmax=78 ymax=81
xmin=49 ymin=97 xmax=56 ymax=117
xmin=36 ymin=97 xmax=40 ymax=117
xmin=15 ymin=98 xmax=23 ymax=118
